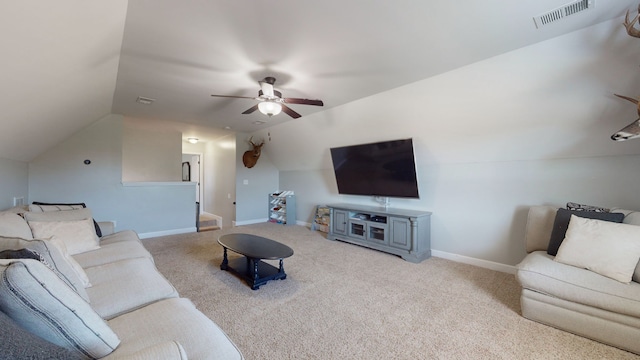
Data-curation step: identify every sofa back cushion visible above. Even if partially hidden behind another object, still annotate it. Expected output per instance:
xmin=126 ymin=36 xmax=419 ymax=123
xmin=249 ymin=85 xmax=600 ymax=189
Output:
xmin=526 ymin=205 xmax=640 ymax=283
xmin=0 ymin=212 xmax=33 ymax=240
xmin=555 ymin=215 xmax=640 ymax=283
xmin=0 ymin=236 xmax=90 ymax=302
xmin=29 ymin=202 xmax=103 ymax=238
xmin=25 ymin=209 xmax=101 ymax=255
xmin=0 ymin=259 xmax=120 ymax=358
xmin=28 ymin=219 xmax=100 ymax=255
xmin=524 ymin=206 xmax=558 ymax=253
xmin=547 ymin=209 xmax=624 ymax=256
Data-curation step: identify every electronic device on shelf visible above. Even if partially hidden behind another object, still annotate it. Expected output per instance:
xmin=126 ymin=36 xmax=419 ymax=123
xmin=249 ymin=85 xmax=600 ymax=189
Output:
xmin=370 ymin=215 xmax=387 ymax=223
xmin=329 ymin=138 xmax=420 ymax=199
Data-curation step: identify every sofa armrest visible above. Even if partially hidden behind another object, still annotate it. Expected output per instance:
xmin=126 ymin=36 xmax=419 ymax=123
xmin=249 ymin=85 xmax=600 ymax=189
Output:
xmin=106 ymin=341 xmax=187 ymax=360
xmin=97 ymin=221 xmax=115 ymax=237
xmin=524 ymin=206 xmax=558 ymax=253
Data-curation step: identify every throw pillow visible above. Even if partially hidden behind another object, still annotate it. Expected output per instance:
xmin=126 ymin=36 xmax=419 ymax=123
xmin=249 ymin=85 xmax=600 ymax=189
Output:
xmin=29 ymin=204 xmax=85 ymax=212
xmin=0 ymin=248 xmax=42 ymax=261
xmin=30 ymin=202 xmax=103 ymax=238
xmin=28 ymin=218 xmax=100 ymax=255
xmin=555 ymin=215 xmax=640 ymax=283
xmin=0 ymin=259 xmax=120 ymax=358
xmin=566 ymin=202 xmax=610 ymax=213
xmin=0 ymin=212 xmax=34 ymax=240
xmin=547 ymin=208 xmax=624 ymax=256
xmin=0 ymin=235 xmax=90 ymax=301
xmin=0 ymin=310 xmax=83 ymax=360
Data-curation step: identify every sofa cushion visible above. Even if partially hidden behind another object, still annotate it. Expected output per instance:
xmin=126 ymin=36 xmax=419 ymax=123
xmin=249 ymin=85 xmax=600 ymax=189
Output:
xmin=0 ymin=236 xmax=90 ymax=302
xmin=25 ymin=207 xmax=93 ymax=223
xmin=73 ymin=238 xmax=153 ymax=269
xmin=99 ymin=229 xmax=141 ymax=245
xmin=49 ymin=236 xmax=92 ymax=288
xmin=30 ymin=202 xmax=103 ymax=237
xmin=524 ymin=205 xmax=557 ymax=253
xmin=547 ymin=208 xmax=624 ymax=256
xmin=517 ymin=251 xmax=640 ymax=318
xmin=28 ymin=218 xmax=100 ymax=255
xmin=555 ymin=215 xmax=640 ymax=283
xmin=0 ymin=310 xmax=83 ymax=360
xmin=103 ymin=341 xmax=188 ymax=360
xmin=0 ymin=259 xmax=120 ymax=358
xmin=29 ymin=203 xmax=84 ymax=212
xmin=107 ymin=298 xmax=243 ymax=360
xmin=0 ymin=212 xmax=33 ymax=239
xmin=85 ymin=257 xmax=179 ymax=319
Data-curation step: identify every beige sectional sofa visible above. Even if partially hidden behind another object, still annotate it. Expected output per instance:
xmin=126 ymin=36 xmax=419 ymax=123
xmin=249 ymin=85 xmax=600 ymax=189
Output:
xmin=0 ymin=206 xmax=243 ymax=359
xmin=516 ymin=205 xmax=640 ymax=355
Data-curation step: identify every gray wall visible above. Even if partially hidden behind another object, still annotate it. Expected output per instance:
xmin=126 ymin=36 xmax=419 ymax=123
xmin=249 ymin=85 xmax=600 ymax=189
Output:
xmin=29 ymin=114 xmax=196 ymax=236
xmin=254 ymin=18 xmax=640 ymax=267
xmin=0 ymin=157 xmax=29 ymax=210
xmin=122 ymin=119 xmax=182 ymax=182
xmin=280 ymin=155 xmax=640 ymax=266
xmin=235 ymin=133 xmax=279 ymax=225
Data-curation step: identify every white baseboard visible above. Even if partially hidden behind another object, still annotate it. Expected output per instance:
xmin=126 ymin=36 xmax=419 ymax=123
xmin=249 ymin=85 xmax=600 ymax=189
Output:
xmin=234 ymin=218 xmax=269 ymax=226
xmin=431 ymin=250 xmax=516 ymax=274
xmin=139 ymin=227 xmax=197 ymax=239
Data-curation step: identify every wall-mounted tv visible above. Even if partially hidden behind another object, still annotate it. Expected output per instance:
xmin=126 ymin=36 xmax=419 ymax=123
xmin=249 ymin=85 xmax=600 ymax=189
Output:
xmin=330 ymin=138 xmax=420 ymax=199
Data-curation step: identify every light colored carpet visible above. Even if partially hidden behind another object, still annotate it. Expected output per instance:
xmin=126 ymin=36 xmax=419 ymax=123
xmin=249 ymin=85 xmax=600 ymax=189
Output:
xmin=142 ymin=223 xmax=639 ymax=360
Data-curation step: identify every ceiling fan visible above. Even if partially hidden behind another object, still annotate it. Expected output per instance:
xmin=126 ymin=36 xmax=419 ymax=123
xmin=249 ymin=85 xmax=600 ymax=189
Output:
xmin=211 ymin=77 xmax=324 ymax=119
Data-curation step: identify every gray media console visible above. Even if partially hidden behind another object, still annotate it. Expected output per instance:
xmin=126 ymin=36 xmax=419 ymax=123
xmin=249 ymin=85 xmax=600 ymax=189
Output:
xmin=326 ymin=203 xmax=431 ymax=263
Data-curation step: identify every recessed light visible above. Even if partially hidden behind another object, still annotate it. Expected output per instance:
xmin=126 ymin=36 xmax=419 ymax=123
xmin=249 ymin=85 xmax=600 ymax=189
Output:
xmin=224 ymin=126 xmax=232 ymax=130
xmin=136 ymin=96 xmax=155 ymax=105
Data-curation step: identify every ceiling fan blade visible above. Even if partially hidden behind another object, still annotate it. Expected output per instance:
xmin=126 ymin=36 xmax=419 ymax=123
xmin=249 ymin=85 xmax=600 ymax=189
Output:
xmin=281 ymin=104 xmax=301 ymax=119
xmin=283 ymin=98 xmax=324 ymax=106
xmin=242 ymin=104 xmax=260 ymax=114
xmin=211 ymin=94 xmax=257 ymax=100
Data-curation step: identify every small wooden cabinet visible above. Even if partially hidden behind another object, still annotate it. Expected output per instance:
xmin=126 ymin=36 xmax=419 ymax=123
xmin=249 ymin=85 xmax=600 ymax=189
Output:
xmin=268 ymin=192 xmax=296 ymax=225
xmin=327 ymin=204 xmax=431 ymax=263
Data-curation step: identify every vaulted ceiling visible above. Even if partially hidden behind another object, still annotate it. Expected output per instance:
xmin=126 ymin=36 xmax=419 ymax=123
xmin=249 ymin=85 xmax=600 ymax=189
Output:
xmin=1 ymin=0 xmax=637 ymax=162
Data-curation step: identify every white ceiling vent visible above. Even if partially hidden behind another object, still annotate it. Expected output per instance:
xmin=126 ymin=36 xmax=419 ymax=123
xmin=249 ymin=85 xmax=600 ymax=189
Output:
xmin=534 ymin=0 xmax=594 ymax=28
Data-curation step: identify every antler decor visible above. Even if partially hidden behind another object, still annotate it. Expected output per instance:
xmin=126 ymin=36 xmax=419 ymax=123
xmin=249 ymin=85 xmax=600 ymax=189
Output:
xmin=612 ymin=4 xmax=640 ymax=141
xmin=624 ymin=4 xmax=640 ymax=38
xmin=242 ymin=136 xmax=265 ymax=168
xmin=612 ymin=94 xmax=640 ymax=141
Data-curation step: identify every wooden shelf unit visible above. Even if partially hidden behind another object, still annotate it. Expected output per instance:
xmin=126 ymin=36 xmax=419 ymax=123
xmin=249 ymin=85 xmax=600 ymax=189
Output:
xmin=268 ymin=192 xmax=296 ymax=225
xmin=326 ymin=203 xmax=431 ymax=263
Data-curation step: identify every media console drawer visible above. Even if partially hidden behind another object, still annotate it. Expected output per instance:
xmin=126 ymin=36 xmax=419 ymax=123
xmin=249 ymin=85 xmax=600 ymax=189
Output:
xmin=326 ymin=204 xmax=431 ymax=263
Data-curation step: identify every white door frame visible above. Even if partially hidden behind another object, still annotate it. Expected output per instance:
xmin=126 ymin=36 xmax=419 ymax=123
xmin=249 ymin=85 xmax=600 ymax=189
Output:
xmin=183 ymin=152 xmax=204 ymax=213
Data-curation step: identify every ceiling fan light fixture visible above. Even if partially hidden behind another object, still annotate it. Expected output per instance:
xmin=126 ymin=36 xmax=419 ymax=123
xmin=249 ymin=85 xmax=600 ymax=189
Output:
xmin=258 ymin=101 xmax=282 ymax=116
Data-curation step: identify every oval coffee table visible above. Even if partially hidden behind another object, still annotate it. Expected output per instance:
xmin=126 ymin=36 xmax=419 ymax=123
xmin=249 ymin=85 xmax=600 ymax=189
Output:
xmin=218 ymin=233 xmax=294 ymax=290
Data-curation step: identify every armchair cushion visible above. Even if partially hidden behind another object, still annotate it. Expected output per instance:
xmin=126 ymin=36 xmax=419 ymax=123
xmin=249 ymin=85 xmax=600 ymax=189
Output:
xmin=555 ymin=215 xmax=640 ymax=283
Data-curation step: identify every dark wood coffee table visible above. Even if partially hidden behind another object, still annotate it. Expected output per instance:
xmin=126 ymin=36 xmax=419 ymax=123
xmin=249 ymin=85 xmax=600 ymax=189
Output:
xmin=218 ymin=233 xmax=294 ymax=290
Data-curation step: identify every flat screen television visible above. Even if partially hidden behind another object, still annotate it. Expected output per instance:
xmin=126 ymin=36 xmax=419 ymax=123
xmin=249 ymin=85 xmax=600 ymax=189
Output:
xmin=330 ymin=138 xmax=420 ymax=199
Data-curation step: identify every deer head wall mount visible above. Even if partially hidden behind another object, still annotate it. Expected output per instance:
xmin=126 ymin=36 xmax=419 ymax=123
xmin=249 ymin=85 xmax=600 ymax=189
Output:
xmin=612 ymin=4 xmax=640 ymax=141
xmin=242 ymin=137 xmax=265 ymax=168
